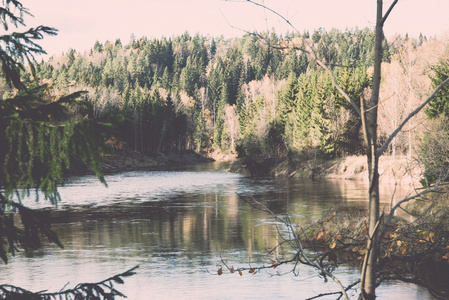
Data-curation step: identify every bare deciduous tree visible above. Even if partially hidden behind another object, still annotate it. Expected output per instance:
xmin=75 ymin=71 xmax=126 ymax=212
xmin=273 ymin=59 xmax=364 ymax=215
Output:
xmin=223 ymin=104 xmax=240 ymax=150
xmin=225 ymin=1 xmax=449 ymax=299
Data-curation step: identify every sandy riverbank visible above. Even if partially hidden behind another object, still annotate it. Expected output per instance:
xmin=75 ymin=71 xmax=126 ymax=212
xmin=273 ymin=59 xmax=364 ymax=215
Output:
xmin=273 ymin=155 xmax=423 ymax=188
xmin=99 ymin=151 xmax=423 ymax=188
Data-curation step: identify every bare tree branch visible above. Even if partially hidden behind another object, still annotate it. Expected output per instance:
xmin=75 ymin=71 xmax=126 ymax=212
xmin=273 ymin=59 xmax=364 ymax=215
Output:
xmin=316 ymin=60 xmax=362 ymax=117
xmin=237 ymin=195 xmax=350 ymax=300
xmin=377 ymin=77 xmax=449 ymax=157
xmin=383 ymin=168 xmax=449 ymax=231
xmin=223 ymin=0 xmax=362 ymax=118
xmin=381 ymin=0 xmax=399 ymax=26
xmin=230 ymin=0 xmax=303 ymax=35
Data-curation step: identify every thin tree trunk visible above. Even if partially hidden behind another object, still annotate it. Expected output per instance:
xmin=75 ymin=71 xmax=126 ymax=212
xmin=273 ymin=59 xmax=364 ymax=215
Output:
xmin=157 ymin=120 xmax=167 ymax=154
xmin=360 ymin=1 xmax=385 ymax=298
xmin=133 ymin=107 xmax=139 ymax=152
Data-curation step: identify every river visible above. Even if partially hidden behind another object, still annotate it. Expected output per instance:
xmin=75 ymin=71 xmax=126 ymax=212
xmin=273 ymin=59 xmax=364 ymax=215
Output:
xmin=0 ymin=162 xmax=435 ymax=299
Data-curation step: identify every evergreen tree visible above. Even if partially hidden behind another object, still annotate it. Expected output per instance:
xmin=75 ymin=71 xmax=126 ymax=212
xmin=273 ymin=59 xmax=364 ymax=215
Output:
xmin=30 ymin=27 xmax=406 ymax=158
xmin=426 ymin=59 xmax=449 ymax=118
xmin=0 ymin=0 xmax=110 ymax=264
xmin=279 ymin=72 xmax=299 ymax=122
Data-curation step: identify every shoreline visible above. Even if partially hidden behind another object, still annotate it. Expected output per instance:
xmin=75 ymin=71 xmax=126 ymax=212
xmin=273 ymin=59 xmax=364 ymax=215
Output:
xmin=306 ymin=155 xmax=422 ymax=187
xmin=252 ymin=155 xmax=424 ymax=188
xmin=88 ymin=152 xmax=423 ymax=189
xmin=100 ymin=151 xmax=216 ymax=173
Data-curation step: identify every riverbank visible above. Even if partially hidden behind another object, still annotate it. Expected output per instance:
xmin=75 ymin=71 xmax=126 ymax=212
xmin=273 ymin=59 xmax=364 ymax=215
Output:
xmin=100 ymin=151 xmax=215 ymax=173
xmin=295 ymin=155 xmax=423 ymax=187
xmin=233 ymin=154 xmax=424 ymax=188
xmin=99 ymin=151 xmax=423 ymax=188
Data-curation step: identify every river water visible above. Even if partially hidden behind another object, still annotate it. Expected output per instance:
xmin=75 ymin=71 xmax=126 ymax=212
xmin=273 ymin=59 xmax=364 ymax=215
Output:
xmin=0 ymin=162 xmax=435 ymax=299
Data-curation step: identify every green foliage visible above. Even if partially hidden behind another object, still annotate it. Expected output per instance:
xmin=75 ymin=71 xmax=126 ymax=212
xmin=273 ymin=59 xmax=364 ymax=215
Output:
xmin=265 ymin=120 xmax=286 ymax=158
xmin=235 ymin=120 xmax=287 ymax=176
xmin=419 ymin=117 xmax=449 ymax=186
xmin=0 ymin=0 xmax=111 ymax=264
xmin=278 ymin=67 xmax=367 ymax=159
xmin=426 ymin=59 xmax=449 ymax=118
xmin=235 ymin=132 xmax=269 ymax=176
xmin=0 ymin=83 xmax=111 ymax=260
xmin=0 ymin=265 xmax=139 ymax=299
xmin=0 ymin=4 xmax=136 ymax=297
xmin=31 ymin=27 xmax=391 ymax=161
xmin=0 ymin=1 xmax=57 ymax=90
xmin=421 ymin=59 xmax=449 ymax=185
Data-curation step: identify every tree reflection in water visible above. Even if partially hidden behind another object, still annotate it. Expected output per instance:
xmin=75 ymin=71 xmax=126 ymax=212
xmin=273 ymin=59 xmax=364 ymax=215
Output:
xmin=0 ymin=164 xmax=434 ymax=299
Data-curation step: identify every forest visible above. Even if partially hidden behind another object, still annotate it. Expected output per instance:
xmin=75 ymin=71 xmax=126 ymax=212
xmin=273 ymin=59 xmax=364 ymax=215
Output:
xmin=2 ymin=6 xmax=449 ymax=296
xmin=24 ymin=28 xmax=449 ymax=179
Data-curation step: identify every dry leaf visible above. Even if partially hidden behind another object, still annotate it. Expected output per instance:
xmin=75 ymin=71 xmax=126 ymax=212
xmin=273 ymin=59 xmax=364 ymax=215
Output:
xmin=230 ymin=266 xmax=234 ymax=274
xmin=442 ymin=252 xmax=449 ymax=263
xmin=218 ymin=267 xmax=223 ymax=275
xmin=327 ymin=212 xmax=336 ymax=222
xmin=238 ymin=269 xmax=242 ymax=276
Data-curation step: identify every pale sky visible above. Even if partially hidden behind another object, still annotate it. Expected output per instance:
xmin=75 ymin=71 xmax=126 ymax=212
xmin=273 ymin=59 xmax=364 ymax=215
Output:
xmin=17 ymin=0 xmax=449 ymax=58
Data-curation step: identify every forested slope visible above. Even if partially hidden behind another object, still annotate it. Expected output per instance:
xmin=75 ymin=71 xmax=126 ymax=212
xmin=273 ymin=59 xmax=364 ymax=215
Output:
xmin=31 ymin=29 xmax=447 ymax=171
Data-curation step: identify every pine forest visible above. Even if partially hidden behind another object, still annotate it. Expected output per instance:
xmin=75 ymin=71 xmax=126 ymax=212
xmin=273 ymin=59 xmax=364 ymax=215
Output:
xmin=18 ymin=29 xmax=449 ymax=179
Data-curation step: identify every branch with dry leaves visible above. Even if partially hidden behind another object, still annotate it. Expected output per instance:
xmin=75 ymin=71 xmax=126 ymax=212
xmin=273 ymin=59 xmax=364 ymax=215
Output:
xmin=216 ymin=194 xmax=358 ymax=300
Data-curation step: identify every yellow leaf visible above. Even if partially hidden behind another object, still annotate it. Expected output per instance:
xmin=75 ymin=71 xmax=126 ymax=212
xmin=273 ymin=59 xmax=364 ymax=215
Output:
xmin=316 ymin=231 xmax=324 ymax=240
xmin=218 ymin=267 xmax=223 ymax=275
xmin=429 ymin=232 xmax=435 ymax=242
xmin=397 ymin=240 xmax=402 ymax=247
xmin=330 ymin=241 xmax=336 ymax=249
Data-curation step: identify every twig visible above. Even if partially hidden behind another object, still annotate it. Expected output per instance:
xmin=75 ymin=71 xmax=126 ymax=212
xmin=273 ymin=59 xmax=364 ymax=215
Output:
xmin=236 ymin=194 xmax=350 ymax=300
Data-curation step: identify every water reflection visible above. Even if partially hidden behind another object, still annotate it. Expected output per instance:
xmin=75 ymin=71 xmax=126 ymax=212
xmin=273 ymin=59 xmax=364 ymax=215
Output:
xmin=1 ymin=163 xmax=434 ymax=299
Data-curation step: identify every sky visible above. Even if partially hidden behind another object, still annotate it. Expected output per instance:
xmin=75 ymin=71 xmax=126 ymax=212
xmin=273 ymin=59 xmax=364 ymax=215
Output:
xmin=17 ymin=0 xmax=449 ymax=59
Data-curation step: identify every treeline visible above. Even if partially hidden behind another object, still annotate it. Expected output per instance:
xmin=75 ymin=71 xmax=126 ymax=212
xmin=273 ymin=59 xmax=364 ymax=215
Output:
xmin=30 ymin=28 xmax=446 ymax=166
